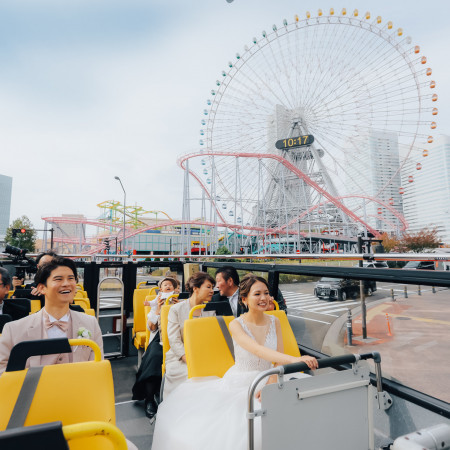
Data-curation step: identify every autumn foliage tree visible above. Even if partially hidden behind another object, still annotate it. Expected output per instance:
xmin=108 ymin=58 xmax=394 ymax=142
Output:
xmin=380 ymin=227 xmax=441 ymax=253
xmin=401 ymin=227 xmax=441 ymax=253
xmin=380 ymin=233 xmax=403 ymax=253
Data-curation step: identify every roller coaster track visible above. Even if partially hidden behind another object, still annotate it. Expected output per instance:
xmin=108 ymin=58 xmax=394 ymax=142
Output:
xmin=178 ymin=151 xmax=385 ymax=238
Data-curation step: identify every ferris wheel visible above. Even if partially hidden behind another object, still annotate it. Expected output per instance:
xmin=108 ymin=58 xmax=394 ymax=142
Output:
xmin=183 ymin=8 xmax=437 ymax=248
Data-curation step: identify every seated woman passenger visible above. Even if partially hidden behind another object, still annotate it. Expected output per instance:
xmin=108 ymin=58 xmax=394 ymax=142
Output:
xmin=151 ymin=274 xmax=318 ymax=450
xmin=132 ymin=277 xmax=179 ymax=419
xmin=162 ymin=271 xmax=215 ymax=398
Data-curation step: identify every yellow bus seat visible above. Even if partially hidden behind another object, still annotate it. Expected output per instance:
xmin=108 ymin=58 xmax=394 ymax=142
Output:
xmin=74 ymin=298 xmax=90 ymax=310
xmin=148 ymin=286 xmax=159 ymax=296
xmin=144 ymin=293 xmax=179 ymax=350
xmin=164 ymin=294 xmax=179 ymax=305
xmin=28 ymin=300 xmax=42 ymax=315
xmin=144 ymin=305 xmax=151 ymax=350
xmin=132 ymin=288 xmax=152 ymax=350
xmin=184 ymin=315 xmax=235 ymax=379
xmin=0 ymin=420 xmax=127 ymax=450
xmin=0 ymin=362 xmax=116 ymax=449
xmin=74 ymin=291 xmax=88 ymax=300
xmin=265 ymin=310 xmax=301 ymax=357
xmin=160 ymin=304 xmax=172 ymax=376
xmin=137 ymin=282 xmax=159 ymax=297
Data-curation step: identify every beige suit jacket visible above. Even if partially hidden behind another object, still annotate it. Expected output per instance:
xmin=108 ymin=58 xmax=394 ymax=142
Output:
xmin=0 ymin=308 xmax=104 ymax=374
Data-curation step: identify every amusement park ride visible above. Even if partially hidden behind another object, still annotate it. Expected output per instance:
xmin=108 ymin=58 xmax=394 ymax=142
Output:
xmin=43 ymin=9 xmax=437 ymax=256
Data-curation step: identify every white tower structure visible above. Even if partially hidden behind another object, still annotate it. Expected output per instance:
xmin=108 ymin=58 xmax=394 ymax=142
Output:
xmin=345 ymin=130 xmax=402 ymax=233
xmin=402 ymin=135 xmax=450 ymax=244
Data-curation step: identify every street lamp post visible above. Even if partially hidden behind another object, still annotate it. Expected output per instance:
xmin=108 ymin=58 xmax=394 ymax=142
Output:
xmin=115 ymin=176 xmax=126 ymax=254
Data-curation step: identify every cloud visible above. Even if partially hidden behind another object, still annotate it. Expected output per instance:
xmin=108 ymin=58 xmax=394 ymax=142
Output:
xmin=0 ymin=0 xmax=449 ymax=233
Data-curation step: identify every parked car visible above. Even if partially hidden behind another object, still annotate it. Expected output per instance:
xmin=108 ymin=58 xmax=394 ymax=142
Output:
xmin=314 ymin=277 xmax=376 ymax=301
xmin=362 ymin=261 xmax=389 ymax=269
xmin=402 ymin=261 xmax=436 ymax=270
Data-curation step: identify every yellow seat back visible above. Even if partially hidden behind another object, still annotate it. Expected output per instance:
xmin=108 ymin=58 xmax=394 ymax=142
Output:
xmin=184 ymin=315 xmax=235 ymax=378
xmin=74 ymin=298 xmax=90 ymax=310
xmin=74 ymin=291 xmax=88 ymax=300
xmin=148 ymin=286 xmax=159 ymax=296
xmin=160 ymin=304 xmax=172 ymax=375
xmin=132 ymin=288 xmax=152 ymax=348
xmin=265 ymin=310 xmax=300 ymax=357
xmin=30 ymin=300 xmax=41 ymax=314
xmin=144 ymin=305 xmax=151 ymax=350
xmin=164 ymin=294 xmax=179 ymax=305
xmin=64 ymin=421 xmax=127 ymax=450
xmin=0 ymin=360 xmax=116 ymax=450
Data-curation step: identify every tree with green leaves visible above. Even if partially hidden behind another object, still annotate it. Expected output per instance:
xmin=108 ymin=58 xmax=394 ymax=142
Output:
xmin=215 ymin=245 xmax=232 ymax=255
xmin=4 ymin=216 xmax=37 ymax=252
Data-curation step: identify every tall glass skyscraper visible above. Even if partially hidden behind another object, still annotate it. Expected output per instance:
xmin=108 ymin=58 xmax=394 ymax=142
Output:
xmin=345 ymin=130 xmax=403 ymax=233
xmin=402 ymin=135 xmax=450 ymax=244
xmin=0 ymin=174 xmax=12 ymax=238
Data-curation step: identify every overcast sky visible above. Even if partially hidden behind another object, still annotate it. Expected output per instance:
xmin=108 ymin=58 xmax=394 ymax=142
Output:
xmin=1 ymin=0 xmax=449 ymax=237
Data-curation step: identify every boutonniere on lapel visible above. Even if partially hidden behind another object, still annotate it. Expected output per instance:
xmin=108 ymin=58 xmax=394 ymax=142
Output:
xmin=77 ymin=327 xmax=92 ymax=339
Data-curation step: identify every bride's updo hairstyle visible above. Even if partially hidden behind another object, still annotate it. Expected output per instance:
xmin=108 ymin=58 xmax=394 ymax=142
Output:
xmin=186 ymin=271 xmax=215 ymax=294
xmin=238 ymin=274 xmax=269 ymax=308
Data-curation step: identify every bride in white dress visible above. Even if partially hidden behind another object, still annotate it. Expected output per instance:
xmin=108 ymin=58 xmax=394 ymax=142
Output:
xmin=151 ymin=274 xmax=318 ymax=450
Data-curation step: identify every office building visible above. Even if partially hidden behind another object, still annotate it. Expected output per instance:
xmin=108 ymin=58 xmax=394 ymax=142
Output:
xmin=345 ymin=130 xmax=403 ymax=233
xmin=0 ymin=174 xmax=12 ymax=239
xmin=402 ymin=135 xmax=450 ymax=244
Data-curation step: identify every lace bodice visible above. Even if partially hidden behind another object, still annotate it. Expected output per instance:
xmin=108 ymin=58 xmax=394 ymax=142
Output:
xmin=232 ymin=315 xmax=277 ymax=372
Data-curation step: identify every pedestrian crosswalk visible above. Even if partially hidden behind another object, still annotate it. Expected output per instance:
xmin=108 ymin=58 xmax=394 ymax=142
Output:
xmin=99 ymin=295 xmax=122 ymax=309
xmin=282 ymin=290 xmax=359 ymax=317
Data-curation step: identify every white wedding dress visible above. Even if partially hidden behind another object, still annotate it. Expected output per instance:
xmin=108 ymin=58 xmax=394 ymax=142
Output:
xmin=151 ymin=315 xmax=284 ymax=450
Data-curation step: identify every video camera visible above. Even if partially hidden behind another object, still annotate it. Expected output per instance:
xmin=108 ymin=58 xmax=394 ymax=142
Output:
xmin=3 ymin=245 xmax=38 ymax=279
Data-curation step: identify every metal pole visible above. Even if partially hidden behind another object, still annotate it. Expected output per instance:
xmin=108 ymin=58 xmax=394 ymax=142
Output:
xmin=50 ymin=228 xmax=54 ymax=250
xmin=358 ymin=236 xmax=367 ymax=339
xmin=115 ymin=176 xmax=126 ymax=254
xmin=346 ymin=308 xmax=353 ymax=346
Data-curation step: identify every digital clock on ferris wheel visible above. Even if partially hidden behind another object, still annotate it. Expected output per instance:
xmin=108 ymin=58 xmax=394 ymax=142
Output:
xmin=275 ymin=135 xmax=314 ymax=150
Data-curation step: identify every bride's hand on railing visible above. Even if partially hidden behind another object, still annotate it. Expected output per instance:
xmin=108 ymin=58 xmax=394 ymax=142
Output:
xmin=294 ymin=355 xmax=319 ymax=370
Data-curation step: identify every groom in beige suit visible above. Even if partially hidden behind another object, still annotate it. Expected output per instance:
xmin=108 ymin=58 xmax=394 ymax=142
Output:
xmin=0 ymin=256 xmax=103 ymax=374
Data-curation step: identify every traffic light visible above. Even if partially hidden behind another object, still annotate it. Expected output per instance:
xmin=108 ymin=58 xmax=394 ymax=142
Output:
xmin=11 ymin=228 xmax=26 ymax=237
xmin=104 ymin=238 xmax=110 ymax=253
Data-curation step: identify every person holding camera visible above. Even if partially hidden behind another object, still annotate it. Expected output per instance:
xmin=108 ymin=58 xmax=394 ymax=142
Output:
xmin=11 ymin=250 xmax=57 ymax=296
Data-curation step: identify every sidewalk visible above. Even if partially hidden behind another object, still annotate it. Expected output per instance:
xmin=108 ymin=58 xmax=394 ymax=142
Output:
xmin=322 ymin=289 xmax=450 ymax=403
